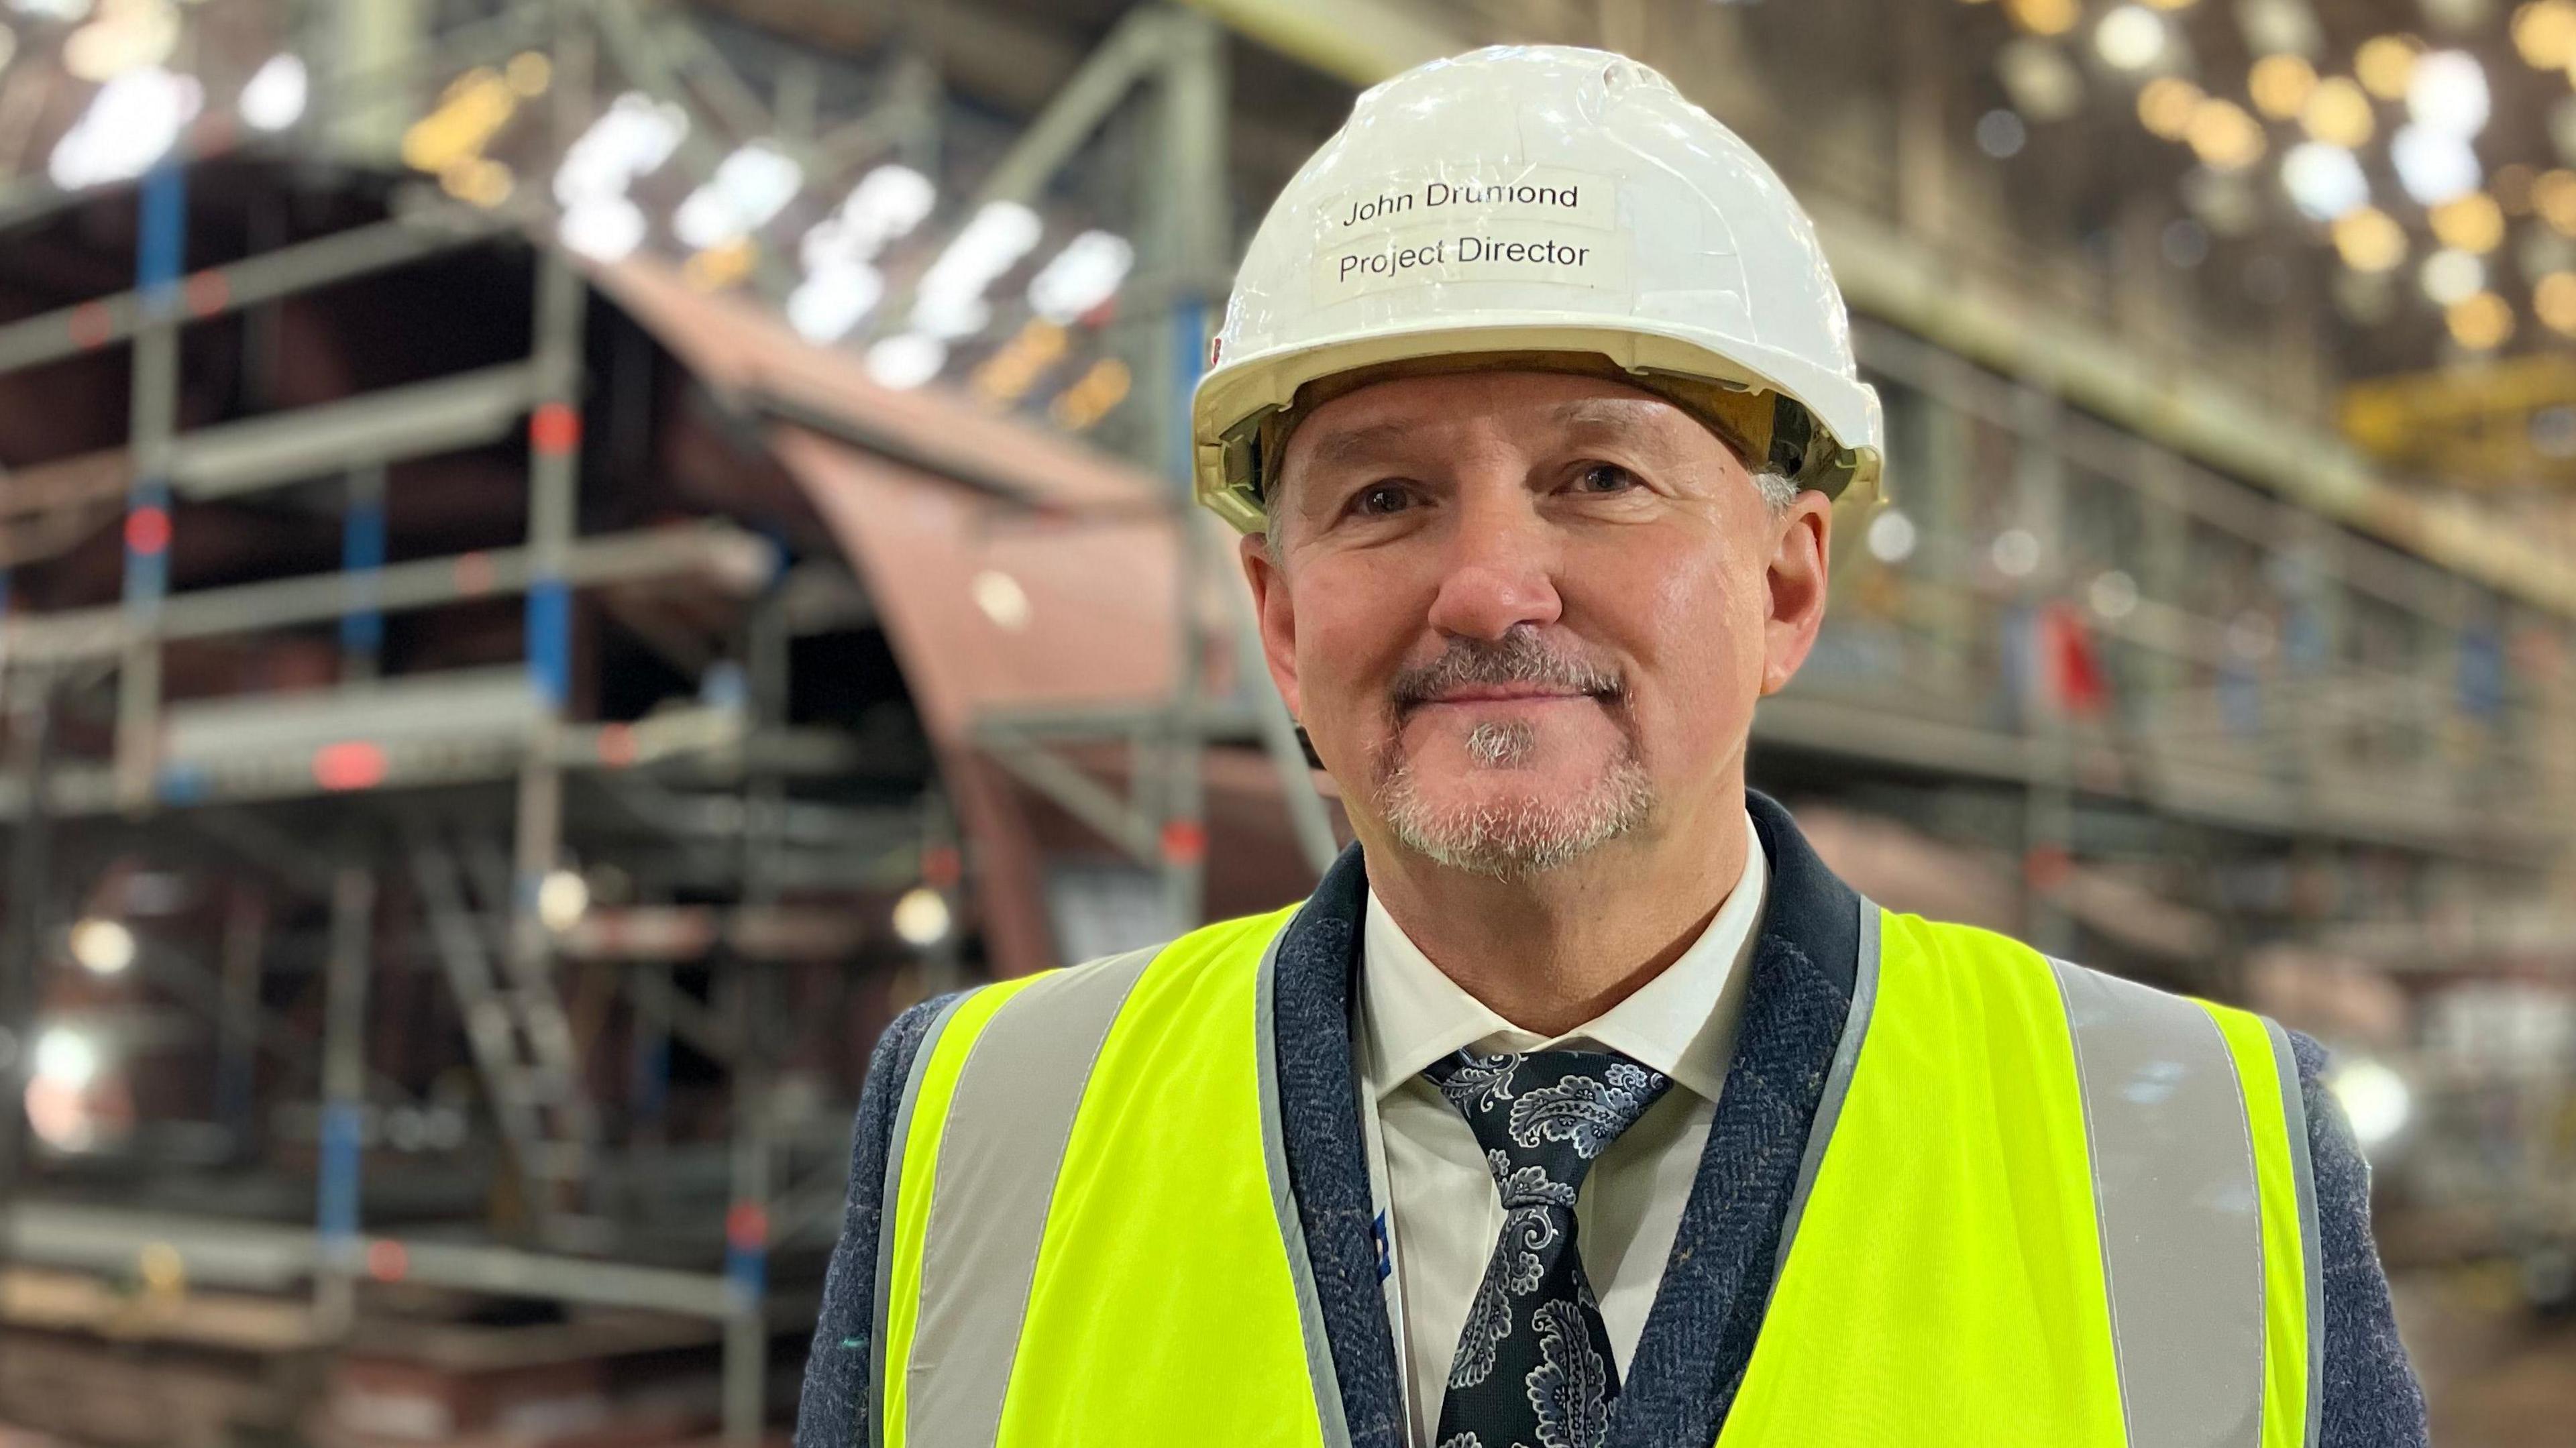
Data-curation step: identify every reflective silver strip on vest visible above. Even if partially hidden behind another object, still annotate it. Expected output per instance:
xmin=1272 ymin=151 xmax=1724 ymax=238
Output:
xmin=893 ymin=948 xmax=1159 ymax=1448
xmin=2051 ymin=960 xmax=2265 ymax=1448
xmin=2265 ymin=1015 xmax=2324 ymax=1448
xmin=1772 ymin=897 xmax=1884 ymax=1282
xmin=871 ymin=993 xmax=970 ymax=1448
xmin=1255 ymin=922 xmax=1354 ymax=1448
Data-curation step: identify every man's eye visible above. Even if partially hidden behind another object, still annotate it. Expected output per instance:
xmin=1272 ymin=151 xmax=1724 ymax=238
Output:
xmin=1572 ymin=463 xmax=1640 ymax=494
xmin=1351 ymin=482 xmax=1414 ymax=516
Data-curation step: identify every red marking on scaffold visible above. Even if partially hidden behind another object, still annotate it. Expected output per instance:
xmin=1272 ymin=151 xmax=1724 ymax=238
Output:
xmin=365 ymin=1239 xmax=410 ymax=1282
xmin=68 ymin=302 xmax=114 ymax=349
xmin=725 ymin=1201 xmax=769 ymax=1251
xmin=452 ymin=551 xmax=497 ymax=595
xmin=313 ymin=740 xmax=388 ymax=791
xmin=125 ymin=506 xmax=172 ymax=556
xmin=184 ymin=272 xmax=230 ymax=317
xmin=2023 ymin=844 xmax=2074 ymax=893
xmin=921 ymin=845 xmax=963 ymax=889
xmin=529 ymin=402 xmax=581 ymax=455
xmin=1160 ymin=819 xmax=1207 ymax=865
xmin=596 ymin=722 xmax=639 ymax=768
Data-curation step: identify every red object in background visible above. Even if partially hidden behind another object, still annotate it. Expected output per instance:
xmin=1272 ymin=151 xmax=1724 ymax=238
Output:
xmin=67 ymin=301 xmax=113 ymax=348
xmin=724 ymin=1201 xmax=769 ymax=1251
xmin=184 ymin=270 xmax=230 ymax=317
xmin=921 ymin=844 xmax=963 ymax=889
xmin=365 ymin=1239 xmax=410 ymax=1282
xmin=2039 ymin=601 xmax=2109 ymax=717
xmin=123 ymin=505 xmax=171 ymax=556
xmin=313 ymin=740 xmax=388 ymax=791
xmin=529 ymin=402 xmax=581 ymax=455
xmin=595 ymin=722 xmax=639 ymax=768
xmin=1160 ymin=819 xmax=1208 ymax=865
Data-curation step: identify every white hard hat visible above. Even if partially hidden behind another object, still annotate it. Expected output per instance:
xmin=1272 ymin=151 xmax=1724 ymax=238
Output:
xmin=1191 ymin=44 xmax=1884 ymax=534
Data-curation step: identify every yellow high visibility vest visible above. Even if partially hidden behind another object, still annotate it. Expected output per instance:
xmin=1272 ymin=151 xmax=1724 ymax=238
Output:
xmin=871 ymin=903 xmax=2319 ymax=1448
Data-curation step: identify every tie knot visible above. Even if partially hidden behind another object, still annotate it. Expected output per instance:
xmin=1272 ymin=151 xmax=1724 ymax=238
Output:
xmin=1422 ymin=1048 xmax=1674 ymax=1192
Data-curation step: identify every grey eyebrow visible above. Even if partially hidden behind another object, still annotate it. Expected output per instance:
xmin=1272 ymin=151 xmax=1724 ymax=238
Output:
xmin=1298 ymin=420 xmax=1417 ymax=478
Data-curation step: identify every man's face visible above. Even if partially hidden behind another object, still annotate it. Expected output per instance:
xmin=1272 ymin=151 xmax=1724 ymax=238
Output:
xmin=1240 ymin=370 xmax=1833 ymax=880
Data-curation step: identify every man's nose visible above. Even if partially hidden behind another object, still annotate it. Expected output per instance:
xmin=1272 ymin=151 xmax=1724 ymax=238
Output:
xmin=1423 ymin=484 xmax=1563 ymax=641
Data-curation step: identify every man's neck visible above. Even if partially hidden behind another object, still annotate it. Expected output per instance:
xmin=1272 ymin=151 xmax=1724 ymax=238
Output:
xmin=1360 ymin=788 xmax=1752 ymax=1037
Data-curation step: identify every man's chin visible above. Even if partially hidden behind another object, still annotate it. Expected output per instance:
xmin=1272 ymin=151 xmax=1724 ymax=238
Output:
xmin=1373 ymin=769 xmax=1656 ymax=881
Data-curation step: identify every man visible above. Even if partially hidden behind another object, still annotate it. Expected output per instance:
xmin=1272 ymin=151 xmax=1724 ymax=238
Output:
xmin=799 ymin=45 xmax=2426 ymax=1448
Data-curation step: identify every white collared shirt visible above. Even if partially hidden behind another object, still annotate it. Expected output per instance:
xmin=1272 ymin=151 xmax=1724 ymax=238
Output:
xmin=1356 ymin=812 xmax=1767 ymax=1447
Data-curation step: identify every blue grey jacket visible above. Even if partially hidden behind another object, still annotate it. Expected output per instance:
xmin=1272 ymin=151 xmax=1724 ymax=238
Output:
xmin=796 ymin=792 xmax=2428 ymax=1447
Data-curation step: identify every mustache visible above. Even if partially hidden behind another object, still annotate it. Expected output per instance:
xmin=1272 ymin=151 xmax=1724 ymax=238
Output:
xmin=1387 ymin=631 xmax=1625 ymax=716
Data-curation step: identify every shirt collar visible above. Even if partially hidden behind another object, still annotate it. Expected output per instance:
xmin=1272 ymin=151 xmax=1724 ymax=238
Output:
xmin=1358 ymin=810 xmax=1767 ymax=1105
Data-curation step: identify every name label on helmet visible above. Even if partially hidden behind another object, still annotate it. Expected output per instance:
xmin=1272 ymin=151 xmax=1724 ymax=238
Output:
xmin=1312 ymin=166 xmax=1626 ymax=304
xmin=1318 ymin=221 xmax=1628 ymax=301
xmin=1324 ymin=167 xmax=1616 ymax=235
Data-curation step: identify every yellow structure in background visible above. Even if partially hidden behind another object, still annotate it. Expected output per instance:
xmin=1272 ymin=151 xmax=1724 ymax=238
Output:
xmin=2343 ymin=350 xmax=2576 ymax=482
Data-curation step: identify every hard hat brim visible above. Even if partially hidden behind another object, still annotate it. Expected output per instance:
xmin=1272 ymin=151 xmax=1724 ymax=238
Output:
xmin=1191 ymin=318 xmax=1882 ymax=533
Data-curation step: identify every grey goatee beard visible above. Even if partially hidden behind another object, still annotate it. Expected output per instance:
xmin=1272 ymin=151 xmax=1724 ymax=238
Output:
xmin=1372 ymin=631 xmax=1656 ymax=881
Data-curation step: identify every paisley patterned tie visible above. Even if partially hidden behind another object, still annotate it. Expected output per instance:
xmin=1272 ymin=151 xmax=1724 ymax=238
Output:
xmin=1421 ymin=1048 xmax=1674 ymax=1448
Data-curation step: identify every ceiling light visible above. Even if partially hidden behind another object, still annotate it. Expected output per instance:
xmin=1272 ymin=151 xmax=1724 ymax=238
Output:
xmin=2330 ymin=206 xmax=2407 ymax=272
xmin=2186 ymin=98 xmax=2266 ymax=172
xmin=1027 ymin=230 xmax=1135 ymax=323
xmin=2137 ymin=76 xmax=2204 ymax=139
xmin=2535 ymin=168 xmax=2576 ymax=235
xmin=536 ymin=869 xmax=590 ymax=932
xmin=2392 ymin=123 xmax=2481 ymax=204
xmin=32 ymin=1027 xmax=99 ymax=1091
xmin=2326 ymin=1058 xmax=2410 ymax=1149
xmin=559 ymin=195 xmax=647 ymax=262
xmin=2516 ymin=0 xmax=2576 ymax=68
xmin=2299 ymin=76 xmax=2375 ymax=147
xmin=891 ymin=887 xmax=953 ymax=948
xmin=865 ymin=333 xmax=947 ymax=390
xmin=2004 ymin=0 xmax=2079 ymax=37
xmin=2238 ymin=0 xmax=2322 ymax=57
xmin=2249 ymin=53 xmax=2317 ymax=119
xmin=787 ymin=263 xmax=885 ymax=343
xmin=2420 ymin=246 xmax=2486 ymax=304
xmin=970 ymin=569 xmax=1032 ymax=631
xmin=1866 ymin=509 xmax=1918 ymax=564
xmin=802 ymin=164 xmax=938 ymax=273
xmin=1996 ymin=38 xmax=2086 ymax=122
xmin=62 ymin=0 xmax=174 ymax=81
xmin=2406 ymin=50 xmax=2489 ymax=137
xmin=237 ymin=53 xmax=306 ymax=131
xmin=2445 ymin=291 xmax=2514 ymax=349
xmin=1991 ymin=528 xmax=2042 ymax=578
xmin=2088 ymin=571 xmax=2141 ymax=620
xmin=2355 ymin=34 xmax=2423 ymax=101
xmin=2282 ymin=142 xmax=2369 ymax=221
xmin=48 ymin=65 xmax=199 ymax=189
xmin=67 ymin=918 xmax=134 ymax=976
xmin=2427 ymin=192 xmax=2504 ymax=253
xmin=554 ymin=93 xmax=685 ymax=209
xmin=2535 ymin=271 xmax=2576 ymax=332
xmin=2095 ymin=5 xmax=2169 ymax=70
xmin=910 ymin=200 xmax=1044 ymax=341
xmin=672 ymin=142 xmax=802 ymax=249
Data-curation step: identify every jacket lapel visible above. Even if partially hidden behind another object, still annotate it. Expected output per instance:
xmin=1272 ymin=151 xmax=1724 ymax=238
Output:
xmin=1607 ymin=793 xmax=1860 ymax=1447
xmin=1267 ymin=792 xmax=1862 ymax=1448
xmin=1269 ymin=844 xmax=1407 ymax=1448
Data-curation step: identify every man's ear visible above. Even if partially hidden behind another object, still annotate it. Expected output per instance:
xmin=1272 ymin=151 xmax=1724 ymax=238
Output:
xmin=1240 ymin=531 xmax=1303 ymax=721
xmin=1760 ymin=492 xmax=1833 ymax=695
